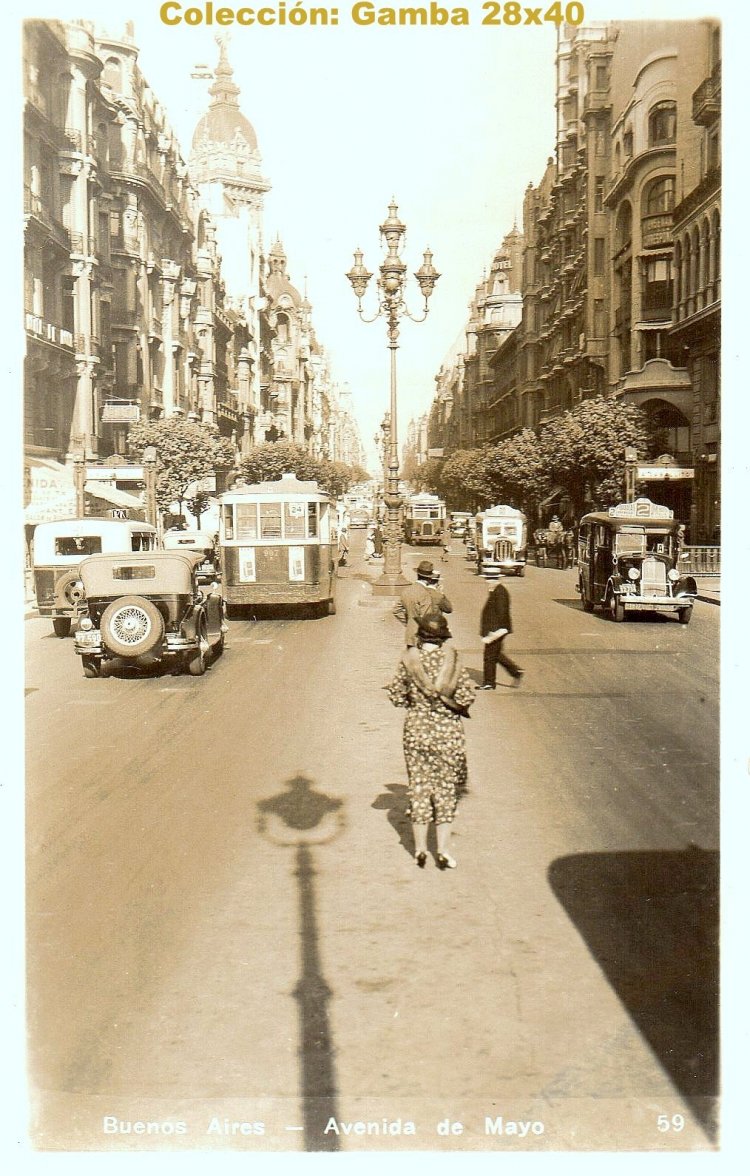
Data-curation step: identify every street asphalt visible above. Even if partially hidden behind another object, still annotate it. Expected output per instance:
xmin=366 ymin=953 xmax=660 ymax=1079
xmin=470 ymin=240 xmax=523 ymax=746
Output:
xmin=24 ymin=531 xmax=720 ymax=1153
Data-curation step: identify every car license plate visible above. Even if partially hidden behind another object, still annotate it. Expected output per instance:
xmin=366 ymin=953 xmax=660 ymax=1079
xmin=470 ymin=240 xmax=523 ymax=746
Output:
xmin=77 ymin=630 xmax=99 ymax=646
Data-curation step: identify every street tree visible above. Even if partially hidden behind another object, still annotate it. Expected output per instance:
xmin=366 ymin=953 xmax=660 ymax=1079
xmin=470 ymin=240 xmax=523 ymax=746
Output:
xmin=237 ymin=442 xmax=367 ymax=500
xmin=439 ymin=448 xmax=494 ymax=509
xmin=483 ymin=429 xmax=552 ymax=519
xmin=128 ymin=418 xmax=235 ymax=516
xmin=539 ymin=396 xmax=654 ymax=516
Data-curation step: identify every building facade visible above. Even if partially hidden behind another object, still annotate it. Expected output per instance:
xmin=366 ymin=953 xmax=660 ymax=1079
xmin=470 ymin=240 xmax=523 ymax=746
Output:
xmin=23 ymin=21 xmax=365 ymax=506
xmin=423 ymin=19 xmax=721 ymax=538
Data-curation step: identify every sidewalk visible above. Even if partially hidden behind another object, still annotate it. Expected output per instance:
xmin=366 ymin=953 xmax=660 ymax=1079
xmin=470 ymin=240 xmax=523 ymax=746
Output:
xmin=694 ymin=576 xmax=720 ymax=605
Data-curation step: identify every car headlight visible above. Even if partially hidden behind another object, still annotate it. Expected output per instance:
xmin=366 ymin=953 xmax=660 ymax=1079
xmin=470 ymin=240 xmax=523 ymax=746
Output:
xmin=79 ymin=616 xmax=93 ymax=631
xmin=668 ymin=568 xmax=680 ymax=582
xmin=628 ymin=567 xmax=640 ymax=581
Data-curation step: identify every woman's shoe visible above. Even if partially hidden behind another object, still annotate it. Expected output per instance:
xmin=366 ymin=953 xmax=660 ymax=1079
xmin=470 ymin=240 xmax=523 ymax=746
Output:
xmin=415 ymin=851 xmax=427 ymax=868
xmin=436 ymin=853 xmax=457 ymax=870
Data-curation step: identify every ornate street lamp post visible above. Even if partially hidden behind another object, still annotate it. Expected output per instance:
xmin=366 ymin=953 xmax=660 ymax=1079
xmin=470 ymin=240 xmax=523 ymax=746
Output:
xmin=347 ymin=201 xmax=439 ymax=593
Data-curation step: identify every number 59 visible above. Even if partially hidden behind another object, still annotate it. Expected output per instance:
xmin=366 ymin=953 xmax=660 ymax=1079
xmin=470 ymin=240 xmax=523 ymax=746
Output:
xmin=657 ymin=1114 xmax=685 ymax=1132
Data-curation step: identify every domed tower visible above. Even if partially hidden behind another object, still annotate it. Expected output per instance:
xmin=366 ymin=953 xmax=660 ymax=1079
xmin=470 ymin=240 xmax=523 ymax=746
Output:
xmin=189 ymin=39 xmax=270 ymax=443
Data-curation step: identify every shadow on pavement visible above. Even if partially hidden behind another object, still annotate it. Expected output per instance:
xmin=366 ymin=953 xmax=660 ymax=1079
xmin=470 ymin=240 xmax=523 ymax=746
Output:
xmin=257 ymin=775 xmax=345 ymax=1151
xmin=371 ymin=782 xmax=413 ymax=857
xmin=553 ymin=598 xmax=687 ymax=622
xmin=548 ymin=845 xmax=719 ymax=1139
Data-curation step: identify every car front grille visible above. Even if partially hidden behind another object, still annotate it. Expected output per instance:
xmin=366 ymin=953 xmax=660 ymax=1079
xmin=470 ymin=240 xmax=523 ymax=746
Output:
xmin=640 ymin=556 xmax=668 ymax=597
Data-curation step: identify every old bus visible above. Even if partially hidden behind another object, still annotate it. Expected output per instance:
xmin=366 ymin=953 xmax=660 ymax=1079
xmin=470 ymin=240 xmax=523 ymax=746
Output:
xmin=403 ymin=493 xmax=446 ymax=546
xmin=576 ymin=499 xmax=697 ymax=623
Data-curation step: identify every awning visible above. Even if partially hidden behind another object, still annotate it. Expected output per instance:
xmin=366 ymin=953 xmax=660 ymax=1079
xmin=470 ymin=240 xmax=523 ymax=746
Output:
xmin=83 ymin=481 xmax=145 ymax=510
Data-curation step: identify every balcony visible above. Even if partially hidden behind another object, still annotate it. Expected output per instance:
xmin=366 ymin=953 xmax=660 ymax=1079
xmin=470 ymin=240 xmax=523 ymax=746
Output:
xmin=25 ymin=312 xmax=74 ymax=350
xmin=641 ymin=213 xmax=673 ymax=250
xmin=692 ymin=63 xmax=721 ymax=127
xmin=23 ymin=186 xmax=71 ymax=251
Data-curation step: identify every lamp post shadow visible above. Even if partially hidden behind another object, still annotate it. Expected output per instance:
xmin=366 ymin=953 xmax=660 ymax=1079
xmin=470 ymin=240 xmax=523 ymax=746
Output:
xmin=257 ymin=774 xmax=345 ymax=1151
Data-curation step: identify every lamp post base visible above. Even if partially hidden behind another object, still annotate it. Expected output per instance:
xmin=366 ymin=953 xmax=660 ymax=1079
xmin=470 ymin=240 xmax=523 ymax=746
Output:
xmin=371 ymin=571 xmax=410 ymax=596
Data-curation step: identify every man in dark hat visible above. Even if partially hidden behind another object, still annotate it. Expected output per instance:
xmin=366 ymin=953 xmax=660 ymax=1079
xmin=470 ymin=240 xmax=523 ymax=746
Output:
xmin=393 ymin=559 xmax=453 ymax=647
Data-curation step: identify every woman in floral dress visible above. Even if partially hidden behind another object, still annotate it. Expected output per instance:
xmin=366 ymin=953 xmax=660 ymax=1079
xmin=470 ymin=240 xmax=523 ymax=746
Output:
xmin=387 ymin=612 xmax=476 ymax=869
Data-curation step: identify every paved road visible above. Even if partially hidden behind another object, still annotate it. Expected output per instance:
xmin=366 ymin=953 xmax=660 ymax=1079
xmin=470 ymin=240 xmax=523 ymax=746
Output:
xmin=25 ymin=534 xmax=719 ymax=1152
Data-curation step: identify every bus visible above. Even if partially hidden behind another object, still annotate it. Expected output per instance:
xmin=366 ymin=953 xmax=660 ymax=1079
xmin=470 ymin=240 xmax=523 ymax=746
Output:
xmin=219 ymin=472 xmax=337 ymax=615
xmin=475 ymin=505 xmax=528 ymax=576
xmin=403 ymin=493 xmax=446 ymax=546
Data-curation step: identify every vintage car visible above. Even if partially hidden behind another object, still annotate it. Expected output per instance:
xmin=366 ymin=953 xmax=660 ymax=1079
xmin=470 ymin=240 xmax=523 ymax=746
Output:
xmin=73 ymin=551 xmax=225 ymax=677
xmin=31 ymin=518 xmax=158 ymax=637
xmin=576 ymin=499 xmax=697 ymax=623
xmin=163 ymin=528 xmax=219 ymax=584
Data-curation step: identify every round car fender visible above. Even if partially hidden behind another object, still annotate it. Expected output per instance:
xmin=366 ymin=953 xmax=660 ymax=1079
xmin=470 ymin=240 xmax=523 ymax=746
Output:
xmin=180 ymin=608 xmax=200 ymax=640
xmin=100 ymin=595 xmax=165 ymax=658
xmin=675 ymin=575 xmax=697 ymax=597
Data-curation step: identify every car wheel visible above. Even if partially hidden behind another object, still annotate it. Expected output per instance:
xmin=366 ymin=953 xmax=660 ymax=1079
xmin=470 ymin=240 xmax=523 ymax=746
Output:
xmin=52 ymin=617 xmax=72 ymax=638
xmin=188 ymin=621 xmax=208 ymax=676
xmin=516 ymin=567 xmax=525 ymax=578
xmin=677 ymin=607 xmax=692 ymax=625
xmin=81 ymin=656 xmax=100 ymax=678
xmin=607 ymin=588 xmax=625 ymax=622
xmin=580 ymin=577 xmax=594 ymax=612
xmin=100 ymin=595 xmax=165 ymax=658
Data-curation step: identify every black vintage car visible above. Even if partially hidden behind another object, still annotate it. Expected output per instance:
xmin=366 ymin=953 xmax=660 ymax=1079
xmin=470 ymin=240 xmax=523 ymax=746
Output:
xmin=73 ymin=551 xmax=226 ymax=677
xmin=576 ymin=499 xmax=697 ymax=623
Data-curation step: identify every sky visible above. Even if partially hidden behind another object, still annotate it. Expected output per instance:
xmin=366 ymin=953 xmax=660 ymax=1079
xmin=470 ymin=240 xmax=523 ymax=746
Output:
xmin=113 ymin=10 xmax=560 ymax=471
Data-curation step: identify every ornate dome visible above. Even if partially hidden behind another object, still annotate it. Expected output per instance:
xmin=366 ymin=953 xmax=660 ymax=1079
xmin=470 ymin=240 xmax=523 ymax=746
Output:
xmin=191 ymin=40 xmax=258 ymax=154
xmin=266 ymin=238 xmax=302 ymax=308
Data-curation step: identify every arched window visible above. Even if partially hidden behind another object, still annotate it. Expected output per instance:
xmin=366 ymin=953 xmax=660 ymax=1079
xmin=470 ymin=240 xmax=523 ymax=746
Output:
xmin=615 ymin=201 xmax=632 ymax=251
xmin=648 ymin=101 xmax=676 ymax=146
xmin=102 ymin=57 xmax=123 ymax=93
xmin=643 ymin=175 xmax=675 ymax=215
xmin=276 ymin=313 xmax=290 ymax=344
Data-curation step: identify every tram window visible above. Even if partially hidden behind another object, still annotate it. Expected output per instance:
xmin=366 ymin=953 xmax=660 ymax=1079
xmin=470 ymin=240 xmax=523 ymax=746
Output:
xmin=307 ymin=502 xmax=319 ymax=538
xmin=236 ymin=503 xmax=258 ymax=540
xmin=260 ymin=502 xmax=282 ymax=539
xmin=223 ymin=505 xmax=235 ymax=541
xmin=284 ymin=501 xmax=306 ymax=539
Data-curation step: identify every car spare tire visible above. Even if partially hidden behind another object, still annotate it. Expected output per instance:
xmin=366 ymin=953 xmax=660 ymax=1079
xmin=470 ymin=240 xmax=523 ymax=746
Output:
xmin=54 ymin=569 xmax=85 ymax=610
xmin=100 ymin=595 xmax=164 ymax=658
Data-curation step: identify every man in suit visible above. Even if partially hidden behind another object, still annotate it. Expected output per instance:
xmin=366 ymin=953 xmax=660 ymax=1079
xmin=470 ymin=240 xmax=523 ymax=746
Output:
xmin=393 ymin=560 xmax=453 ymax=647
xmin=480 ymin=579 xmax=523 ymax=689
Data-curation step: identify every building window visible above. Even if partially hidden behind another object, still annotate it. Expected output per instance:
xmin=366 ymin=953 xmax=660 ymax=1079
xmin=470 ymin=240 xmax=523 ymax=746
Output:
xmin=594 ymin=238 xmax=605 ymax=274
xmin=102 ymin=56 xmax=123 ymax=92
xmin=648 ymin=101 xmax=677 ymax=146
xmin=642 ymin=256 xmax=673 ymax=314
xmin=707 ymin=128 xmax=720 ymax=171
xmin=623 ymin=129 xmax=633 ymax=159
xmin=595 ymin=64 xmax=608 ymax=89
xmin=644 ymin=175 xmax=676 ymax=215
xmin=594 ymin=177 xmax=604 ymax=212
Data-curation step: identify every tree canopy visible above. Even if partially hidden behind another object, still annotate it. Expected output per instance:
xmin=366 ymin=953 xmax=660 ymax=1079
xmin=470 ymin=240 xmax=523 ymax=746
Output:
xmin=237 ymin=442 xmax=367 ymax=499
xmin=127 ymin=418 xmax=235 ymax=512
xmin=539 ymin=397 xmax=654 ymax=516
